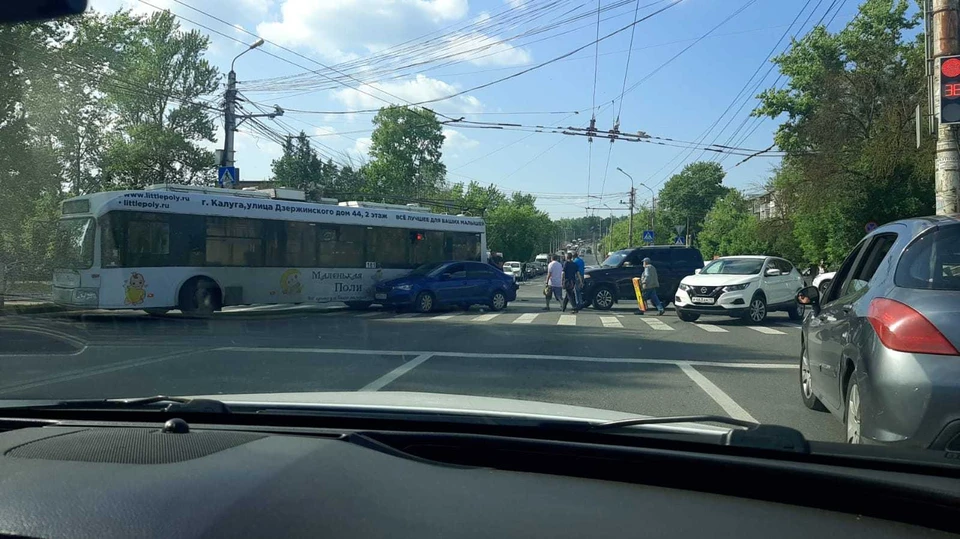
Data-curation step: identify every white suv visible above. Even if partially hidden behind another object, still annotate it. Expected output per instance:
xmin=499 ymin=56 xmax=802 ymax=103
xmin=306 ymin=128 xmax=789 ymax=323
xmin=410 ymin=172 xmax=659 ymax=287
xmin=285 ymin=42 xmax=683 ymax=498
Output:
xmin=674 ymin=256 xmax=805 ymax=323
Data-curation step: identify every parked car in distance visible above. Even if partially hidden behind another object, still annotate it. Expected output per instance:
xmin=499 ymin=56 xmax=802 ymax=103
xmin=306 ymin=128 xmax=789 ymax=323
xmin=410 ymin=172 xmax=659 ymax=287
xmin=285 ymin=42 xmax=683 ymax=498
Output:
xmin=674 ymin=256 xmax=805 ymax=323
xmin=375 ymin=261 xmax=518 ymax=313
xmin=504 ymin=261 xmax=524 ymax=282
xmin=582 ymin=246 xmax=704 ymax=310
xmin=796 ymin=215 xmax=960 ymax=449
xmin=813 ymin=271 xmax=836 ymax=295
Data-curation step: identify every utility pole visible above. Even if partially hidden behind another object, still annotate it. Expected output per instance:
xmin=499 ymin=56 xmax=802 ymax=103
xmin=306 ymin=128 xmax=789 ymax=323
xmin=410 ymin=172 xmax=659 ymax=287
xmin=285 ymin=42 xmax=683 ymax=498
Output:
xmin=934 ymin=0 xmax=960 ymax=213
xmin=616 ymin=167 xmax=636 ymax=247
xmin=223 ymin=38 xmax=284 ymax=189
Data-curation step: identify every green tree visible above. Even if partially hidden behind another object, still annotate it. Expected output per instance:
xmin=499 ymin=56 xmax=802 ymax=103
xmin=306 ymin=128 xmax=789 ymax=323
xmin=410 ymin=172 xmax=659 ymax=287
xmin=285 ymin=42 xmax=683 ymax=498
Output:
xmin=755 ymin=0 xmax=933 ymax=266
xmin=657 ymin=161 xmax=729 ymax=240
xmin=698 ymin=190 xmax=766 ymax=258
xmin=486 ymin=195 xmax=553 ymax=261
xmin=365 ymin=106 xmax=446 ymax=203
xmin=99 ymin=10 xmax=219 ymax=189
xmin=271 ymin=132 xmax=334 ymax=201
xmin=444 ymin=181 xmax=506 ymax=216
xmin=0 ymin=23 xmax=64 ymax=279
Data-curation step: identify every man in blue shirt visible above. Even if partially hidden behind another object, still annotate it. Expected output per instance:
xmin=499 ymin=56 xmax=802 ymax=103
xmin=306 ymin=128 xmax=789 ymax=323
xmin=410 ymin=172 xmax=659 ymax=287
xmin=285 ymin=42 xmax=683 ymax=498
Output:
xmin=572 ymin=252 xmax=586 ymax=310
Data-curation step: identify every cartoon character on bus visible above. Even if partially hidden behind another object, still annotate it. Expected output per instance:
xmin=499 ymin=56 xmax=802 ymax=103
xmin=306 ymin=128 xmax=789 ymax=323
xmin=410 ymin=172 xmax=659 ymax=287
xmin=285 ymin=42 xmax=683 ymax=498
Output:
xmin=280 ymin=269 xmax=302 ymax=295
xmin=124 ymin=272 xmax=147 ymax=305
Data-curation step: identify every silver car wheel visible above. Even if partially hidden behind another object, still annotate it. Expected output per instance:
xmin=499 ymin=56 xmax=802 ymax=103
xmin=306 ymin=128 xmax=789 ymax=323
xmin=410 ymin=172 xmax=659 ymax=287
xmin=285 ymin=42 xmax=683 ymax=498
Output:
xmin=492 ymin=292 xmax=506 ymax=310
xmin=801 ymin=348 xmax=813 ymax=399
xmin=749 ymin=299 xmax=766 ymax=322
xmin=418 ymin=293 xmax=433 ymax=313
xmin=594 ymin=289 xmax=613 ymax=309
xmin=846 ymin=382 xmax=861 ymax=444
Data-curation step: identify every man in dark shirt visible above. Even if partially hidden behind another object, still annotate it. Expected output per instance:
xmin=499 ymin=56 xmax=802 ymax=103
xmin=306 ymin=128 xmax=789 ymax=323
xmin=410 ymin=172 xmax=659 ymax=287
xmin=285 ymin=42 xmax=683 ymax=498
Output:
xmin=561 ymin=252 xmax=583 ymax=313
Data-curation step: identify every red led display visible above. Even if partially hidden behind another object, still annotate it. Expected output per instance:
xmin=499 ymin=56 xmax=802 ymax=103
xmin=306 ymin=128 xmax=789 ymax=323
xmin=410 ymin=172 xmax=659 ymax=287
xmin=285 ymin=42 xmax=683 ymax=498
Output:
xmin=947 ymin=83 xmax=960 ymax=99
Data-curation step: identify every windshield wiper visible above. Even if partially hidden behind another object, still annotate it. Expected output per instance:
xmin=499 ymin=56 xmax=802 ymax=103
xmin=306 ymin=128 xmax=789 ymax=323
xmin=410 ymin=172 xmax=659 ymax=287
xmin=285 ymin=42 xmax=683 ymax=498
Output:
xmin=1 ymin=395 xmax=231 ymax=414
xmin=591 ymin=415 xmax=809 ymax=454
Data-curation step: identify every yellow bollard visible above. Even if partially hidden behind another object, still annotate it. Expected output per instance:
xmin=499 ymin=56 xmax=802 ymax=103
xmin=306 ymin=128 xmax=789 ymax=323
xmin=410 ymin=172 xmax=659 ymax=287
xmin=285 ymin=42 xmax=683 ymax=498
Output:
xmin=631 ymin=277 xmax=645 ymax=313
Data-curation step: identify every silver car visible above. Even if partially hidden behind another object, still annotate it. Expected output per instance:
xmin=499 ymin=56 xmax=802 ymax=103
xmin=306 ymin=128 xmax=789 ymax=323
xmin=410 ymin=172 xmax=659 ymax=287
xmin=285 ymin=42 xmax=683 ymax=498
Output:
xmin=797 ymin=215 xmax=960 ymax=449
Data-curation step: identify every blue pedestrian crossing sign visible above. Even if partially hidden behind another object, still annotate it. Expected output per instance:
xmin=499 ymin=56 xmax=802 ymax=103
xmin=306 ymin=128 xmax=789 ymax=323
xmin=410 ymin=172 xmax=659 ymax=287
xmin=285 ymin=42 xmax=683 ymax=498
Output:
xmin=642 ymin=230 xmax=655 ymax=243
xmin=218 ymin=166 xmax=238 ymax=187
xmin=673 ymin=236 xmax=685 ymax=246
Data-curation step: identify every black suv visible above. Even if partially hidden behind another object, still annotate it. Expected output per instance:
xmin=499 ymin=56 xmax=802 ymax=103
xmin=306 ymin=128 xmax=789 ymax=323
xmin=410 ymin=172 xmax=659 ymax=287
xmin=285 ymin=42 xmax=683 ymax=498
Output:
xmin=583 ymin=246 xmax=704 ymax=310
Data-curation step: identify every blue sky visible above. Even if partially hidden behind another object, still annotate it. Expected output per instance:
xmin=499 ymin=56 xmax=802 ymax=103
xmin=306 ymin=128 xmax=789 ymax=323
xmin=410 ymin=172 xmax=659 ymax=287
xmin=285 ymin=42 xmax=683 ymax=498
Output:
xmin=89 ymin=0 xmax=859 ymax=218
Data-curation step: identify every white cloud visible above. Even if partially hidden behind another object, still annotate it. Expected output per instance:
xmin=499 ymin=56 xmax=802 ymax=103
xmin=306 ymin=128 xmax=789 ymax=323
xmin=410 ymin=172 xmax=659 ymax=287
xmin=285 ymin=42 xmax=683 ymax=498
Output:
xmin=258 ymin=0 xmax=466 ymax=62
xmin=442 ymin=128 xmax=479 ymax=153
xmin=349 ymin=136 xmax=373 ymax=160
xmin=332 ymin=74 xmax=482 ymax=114
xmin=257 ymin=0 xmax=529 ymax=68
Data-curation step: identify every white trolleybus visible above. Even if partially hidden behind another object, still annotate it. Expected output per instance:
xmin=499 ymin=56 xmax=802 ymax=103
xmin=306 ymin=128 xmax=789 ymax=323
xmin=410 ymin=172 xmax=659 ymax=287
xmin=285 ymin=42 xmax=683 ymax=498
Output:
xmin=52 ymin=185 xmax=486 ymax=315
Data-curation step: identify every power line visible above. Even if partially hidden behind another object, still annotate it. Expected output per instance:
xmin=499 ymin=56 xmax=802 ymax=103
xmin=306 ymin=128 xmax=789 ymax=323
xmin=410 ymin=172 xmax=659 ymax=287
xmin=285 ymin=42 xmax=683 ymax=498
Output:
xmin=403 ymin=0 xmax=682 ymax=107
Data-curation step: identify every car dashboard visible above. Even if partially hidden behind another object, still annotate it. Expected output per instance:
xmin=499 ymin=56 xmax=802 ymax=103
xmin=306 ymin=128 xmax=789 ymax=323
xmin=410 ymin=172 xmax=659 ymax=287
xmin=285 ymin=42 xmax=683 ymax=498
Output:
xmin=0 ymin=416 xmax=957 ymax=538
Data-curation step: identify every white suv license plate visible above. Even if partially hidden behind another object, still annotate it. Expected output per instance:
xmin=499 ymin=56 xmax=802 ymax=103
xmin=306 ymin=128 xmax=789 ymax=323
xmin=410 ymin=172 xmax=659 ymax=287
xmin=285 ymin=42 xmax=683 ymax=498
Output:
xmin=375 ymin=293 xmax=387 ymax=300
xmin=691 ymin=296 xmax=715 ymax=304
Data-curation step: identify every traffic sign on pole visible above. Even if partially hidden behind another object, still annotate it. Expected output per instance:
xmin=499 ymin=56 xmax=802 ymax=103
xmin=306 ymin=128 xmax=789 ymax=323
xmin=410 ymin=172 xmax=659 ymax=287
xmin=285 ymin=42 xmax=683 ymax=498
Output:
xmin=218 ymin=166 xmax=238 ymax=187
xmin=641 ymin=230 xmax=655 ymax=243
xmin=865 ymin=221 xmax=878 ymax=233
xmin=673 ymin=236 xmax=685 ymax=246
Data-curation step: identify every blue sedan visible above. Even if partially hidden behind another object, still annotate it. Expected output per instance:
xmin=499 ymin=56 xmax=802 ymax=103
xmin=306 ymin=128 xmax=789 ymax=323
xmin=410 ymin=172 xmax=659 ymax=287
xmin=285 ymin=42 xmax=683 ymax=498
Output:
xmin=374 ymin=261 xmax=518 ymax=313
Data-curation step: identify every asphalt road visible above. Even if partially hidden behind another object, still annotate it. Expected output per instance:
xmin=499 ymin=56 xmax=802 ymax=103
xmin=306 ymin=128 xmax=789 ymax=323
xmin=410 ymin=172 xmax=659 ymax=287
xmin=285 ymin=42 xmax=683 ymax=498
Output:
xmin=0 ymin=280 xmax=845 ymax=443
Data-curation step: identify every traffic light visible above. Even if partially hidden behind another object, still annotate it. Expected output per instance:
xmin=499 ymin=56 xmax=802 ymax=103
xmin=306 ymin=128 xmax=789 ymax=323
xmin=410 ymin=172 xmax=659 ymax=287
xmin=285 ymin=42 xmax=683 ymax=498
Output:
xmin=940 ymin=56 xmax=960 ymax=124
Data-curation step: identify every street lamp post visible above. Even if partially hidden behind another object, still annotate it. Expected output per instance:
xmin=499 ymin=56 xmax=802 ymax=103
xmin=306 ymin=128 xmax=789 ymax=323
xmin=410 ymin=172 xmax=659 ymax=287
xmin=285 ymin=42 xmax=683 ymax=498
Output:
xmin=616 ymin=167 xmax=636 ymax=247
xmin=223 ymin=39 xmax=264 ymax=174
xmin=638 ymin=182 xmax=656 ymax=232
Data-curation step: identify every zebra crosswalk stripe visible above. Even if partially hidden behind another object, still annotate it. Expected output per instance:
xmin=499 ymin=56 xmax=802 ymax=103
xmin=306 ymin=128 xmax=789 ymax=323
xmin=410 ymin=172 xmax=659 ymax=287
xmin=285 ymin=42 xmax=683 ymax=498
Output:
xmin=694 ymin=324 xmax=728 ymax=333
xmin=600 ymin=316 xmax=623 ymax=328
xmin=639 ymin=318 xmax=674 ymax=331
xmin=472 ymin=313 xmax=500 ymax=322
xmin=557 ymin=315 xmax=577 ymax=326
xmin=357 ymin=312 xmax=382 ymax=318
xmin=748 ymin=326 xmax=785 ymax=335
xmin=431 ymin=314 xmax=456 ymax=320
xmin=513 ymin=313 xmax=538 ymax=324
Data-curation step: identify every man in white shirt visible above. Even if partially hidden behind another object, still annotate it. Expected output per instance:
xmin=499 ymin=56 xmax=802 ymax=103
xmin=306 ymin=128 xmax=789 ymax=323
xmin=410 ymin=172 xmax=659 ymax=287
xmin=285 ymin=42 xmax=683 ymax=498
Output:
xmin=544 ymin=254 xmax=563 ymax=311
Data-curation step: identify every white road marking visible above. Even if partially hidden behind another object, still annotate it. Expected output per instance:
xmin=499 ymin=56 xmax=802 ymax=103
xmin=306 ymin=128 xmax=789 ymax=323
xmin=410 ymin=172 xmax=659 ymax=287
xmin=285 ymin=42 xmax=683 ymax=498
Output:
xmin=677 ymin=362 xmax=758 ymax=423
xmin=694 ymin=324 xmax=728 ymax=333
xmin=748 ymin=326 xmax=786 ymax=335
xmin=0 ymin=348 xmax=213 ymax=395
xmin=217 ymin=347 xmax=797 ymax=369
xmin=431 ymin=314 xmax=456 ymax=320
xmin=472 ymin=313 xmax=500 ymax=322
xmin=639 ymin=317 xmax=674 ymax=331
xmin=557 ymin=315 xmax=577 ymax=326
xmin=357 ymin=312 xmax=382 ymax=318
xmin=600 ymin=316 xmax=623 ymax=328
xmin=358 ymin=353 xmax=435 ymax=392
xmin=513 ymin=313 xmax=538 ymax=324
xmin=394 ymin=313 xmax=419 ymax=319
xmin=773 ymin=323 xmax=801 ymax=330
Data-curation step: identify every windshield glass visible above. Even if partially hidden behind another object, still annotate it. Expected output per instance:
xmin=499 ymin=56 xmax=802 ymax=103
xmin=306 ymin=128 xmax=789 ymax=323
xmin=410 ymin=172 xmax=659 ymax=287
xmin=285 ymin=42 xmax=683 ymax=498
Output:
xmin=2 ymin=0 xmax=952 ymax=469
xmin=53 ymin=218 xmax=95 ymax=270
xmin=601 ymin=251 xmax=629 ymax=267
xmin=409 ymin=262 xmax=446 ymax=276
xmin=701 ymin=258 xmax=764 ymax=275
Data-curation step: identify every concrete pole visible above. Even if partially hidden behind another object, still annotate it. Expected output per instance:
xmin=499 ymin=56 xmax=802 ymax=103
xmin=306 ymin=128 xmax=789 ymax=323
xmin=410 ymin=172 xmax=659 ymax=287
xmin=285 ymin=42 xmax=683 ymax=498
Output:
xmin=628 ymin=188 xmax=635 ymax=248
xmin=223 ymin=70 xmax=237 ymax=176
xmin=934 ymin=0 xmax=960 ymax=214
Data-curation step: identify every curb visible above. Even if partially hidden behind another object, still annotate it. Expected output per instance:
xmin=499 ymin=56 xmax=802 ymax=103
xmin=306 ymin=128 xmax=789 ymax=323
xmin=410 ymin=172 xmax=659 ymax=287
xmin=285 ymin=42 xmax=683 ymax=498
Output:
xmin=0 ymin=302 xmax=67 ymax=316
